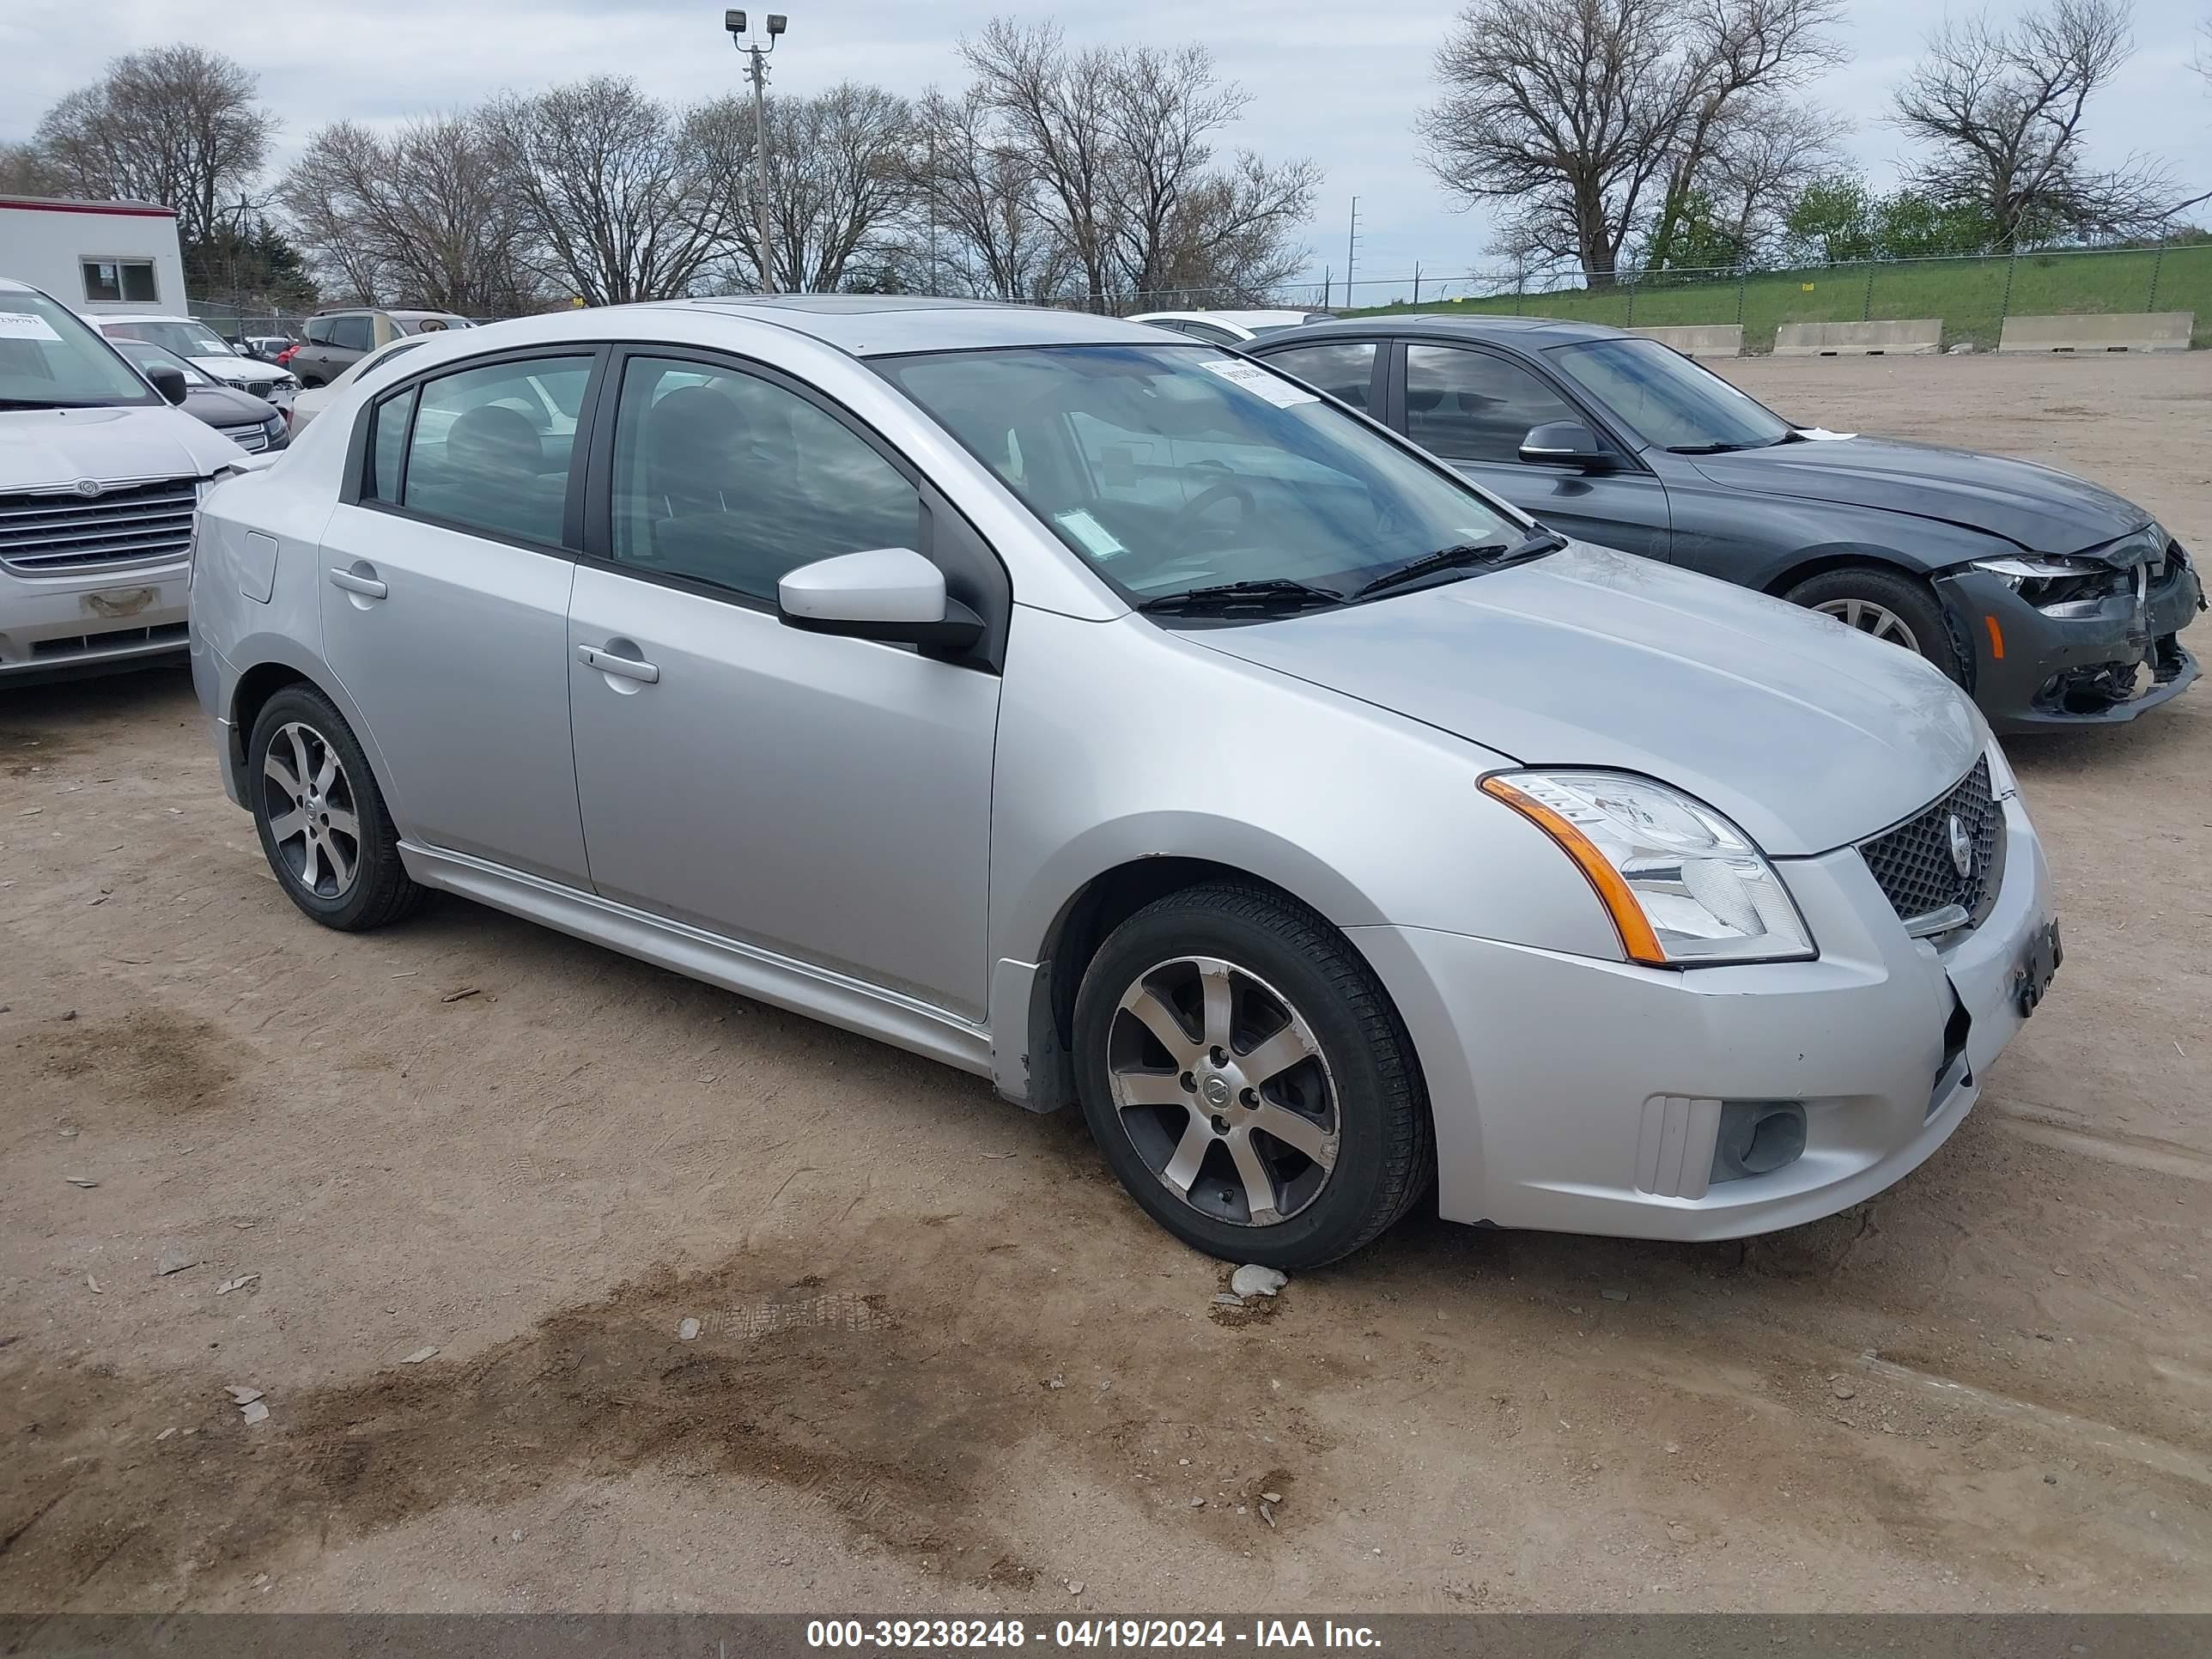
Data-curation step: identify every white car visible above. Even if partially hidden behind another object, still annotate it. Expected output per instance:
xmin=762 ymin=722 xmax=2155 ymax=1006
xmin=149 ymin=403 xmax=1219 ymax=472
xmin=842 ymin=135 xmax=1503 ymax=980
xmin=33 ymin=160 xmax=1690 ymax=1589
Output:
xmin=96 ymin=313 xmax=297 ymax=413
xmin=0 ymin=277 xmax=249 ymax=682
xmin=1129 ymin=308 xmax=1337 ymax=344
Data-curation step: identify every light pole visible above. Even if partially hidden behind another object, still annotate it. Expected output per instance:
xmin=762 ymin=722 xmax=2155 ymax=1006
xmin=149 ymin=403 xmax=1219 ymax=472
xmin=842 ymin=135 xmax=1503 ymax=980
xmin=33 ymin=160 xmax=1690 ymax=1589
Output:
xmin=725 ymin=10 xmax=787 ymax=295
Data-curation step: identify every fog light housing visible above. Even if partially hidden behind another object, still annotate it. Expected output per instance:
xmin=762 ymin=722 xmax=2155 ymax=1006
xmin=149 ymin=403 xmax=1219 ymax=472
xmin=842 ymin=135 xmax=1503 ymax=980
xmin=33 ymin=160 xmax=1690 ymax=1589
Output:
xmin=1711 ymin=1101 xmax=1806 ymax=1183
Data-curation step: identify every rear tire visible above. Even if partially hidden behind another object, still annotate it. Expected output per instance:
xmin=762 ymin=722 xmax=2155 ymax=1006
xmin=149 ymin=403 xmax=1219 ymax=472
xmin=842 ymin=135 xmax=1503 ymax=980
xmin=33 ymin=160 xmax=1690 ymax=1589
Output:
xmin=1785 ymin=565 xmax=1966 ymax=684
xmin=247 ymin=685 xmax=422 ymax=932
xmin=1071 ymin=883 xmax=1431 ymax=1269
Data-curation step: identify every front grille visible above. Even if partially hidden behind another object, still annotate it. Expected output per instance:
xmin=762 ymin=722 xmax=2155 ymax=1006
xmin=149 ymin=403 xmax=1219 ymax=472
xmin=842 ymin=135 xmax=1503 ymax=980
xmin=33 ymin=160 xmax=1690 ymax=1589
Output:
xmin=0 ymin=478 xmax=198 ymax=575
xmin=1858 ymin=757 xmax=2005 ymax=933
xmin=241 ymin=380 xmax=276 ymax=398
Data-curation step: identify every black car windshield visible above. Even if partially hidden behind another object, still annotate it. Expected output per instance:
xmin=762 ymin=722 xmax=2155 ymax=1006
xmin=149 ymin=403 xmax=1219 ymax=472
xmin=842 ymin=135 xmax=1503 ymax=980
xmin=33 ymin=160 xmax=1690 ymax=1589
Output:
xmin=105 ymin=319 xmax=237 ymax=359
xmin=114 ymin=338 xmax=214 ymax=387
xmin=1547 ymin=337 xmax=1793 ymax=453
xmin=0 ymin=290 xmax=161 ymax=408
xmin=877 ymin=344 xmax=1525 ymax=604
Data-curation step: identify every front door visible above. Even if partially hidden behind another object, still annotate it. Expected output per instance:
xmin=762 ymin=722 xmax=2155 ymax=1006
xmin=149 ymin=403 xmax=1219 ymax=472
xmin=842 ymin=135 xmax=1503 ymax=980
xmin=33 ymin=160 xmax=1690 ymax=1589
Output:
xmin=318 ymin=349 xmax=597 ymax=884
xmin=564 ymin=351 xmax=1001 ymax=1018
xmin=1395 ymin=343 xmax=1672 ymax=560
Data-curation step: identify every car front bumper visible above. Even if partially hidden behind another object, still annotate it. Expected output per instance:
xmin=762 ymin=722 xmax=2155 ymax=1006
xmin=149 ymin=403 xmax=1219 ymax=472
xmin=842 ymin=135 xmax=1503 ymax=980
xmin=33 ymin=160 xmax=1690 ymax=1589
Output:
xmin=1354 ymin=781 xmax=2054 ymax=1240
xmin=1940 ymin=553 xmax=2204 ymax=735
xmin=0 ymin=561 xmax=192 ymax=684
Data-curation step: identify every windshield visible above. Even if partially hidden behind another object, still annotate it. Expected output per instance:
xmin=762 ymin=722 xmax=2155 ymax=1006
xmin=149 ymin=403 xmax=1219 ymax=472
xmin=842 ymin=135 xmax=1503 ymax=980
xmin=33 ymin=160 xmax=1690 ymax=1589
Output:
xmin=1547 ymin=337 xmax=1793 ymax=453
xmin=876 ymin=343 xmax=1524 ymax=605
xmin=0 ymin=290 xmax=161 ymax=409
xmin=105 ymin=319 xmax=238 ymax=359
xmin=114 ymin=338 xmax=213 ymax=387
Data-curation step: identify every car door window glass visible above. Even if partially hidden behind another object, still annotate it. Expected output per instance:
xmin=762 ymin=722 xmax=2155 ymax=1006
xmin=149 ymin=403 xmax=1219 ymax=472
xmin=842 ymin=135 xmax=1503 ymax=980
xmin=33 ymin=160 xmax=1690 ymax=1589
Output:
xmin=609 ymin=356 xmax=922 ymax=605
xmin=306 ymin=318 xmax=336 ymax=345
xmin=1405 ymin=344 xmax=1578 ymax=464
xmin=331 ymin=316 xmax=375 ymax=353
xmin=1261 ymin=342 xmax=1376 ymax=411
xmin=366 ymin=387 xmax=413 ymax=504
xmin=399 ymin=356 xmax=590 ymax=544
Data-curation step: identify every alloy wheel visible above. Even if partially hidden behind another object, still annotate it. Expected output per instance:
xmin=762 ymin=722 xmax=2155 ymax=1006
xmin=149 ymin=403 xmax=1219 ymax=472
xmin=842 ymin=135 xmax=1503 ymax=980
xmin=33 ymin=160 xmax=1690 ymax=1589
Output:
xmin=1813 ymin=597 xmax=1922 ymax=653
xmin=1105 ymin=955 xmax=1340 ymax=1227
xmin=262 ymin=721 xmax=362 ymax=900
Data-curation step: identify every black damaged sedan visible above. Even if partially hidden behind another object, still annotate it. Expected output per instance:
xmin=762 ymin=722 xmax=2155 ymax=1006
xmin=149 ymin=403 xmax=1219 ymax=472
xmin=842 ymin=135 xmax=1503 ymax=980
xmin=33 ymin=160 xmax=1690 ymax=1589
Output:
xmin=1246 ymin=316 xmax=2203 ymax=734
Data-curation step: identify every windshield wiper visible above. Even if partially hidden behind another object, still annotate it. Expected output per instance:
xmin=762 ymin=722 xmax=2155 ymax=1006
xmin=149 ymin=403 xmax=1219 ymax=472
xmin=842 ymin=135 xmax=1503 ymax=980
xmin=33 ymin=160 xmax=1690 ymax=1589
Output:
xmin=1136 ymin=578 xmax=1346 ymax=617
xmin=1352 ymin=530 xmax=1567 ymax=601
xmin=1665 ymin=438 xmax=1780 ymax=454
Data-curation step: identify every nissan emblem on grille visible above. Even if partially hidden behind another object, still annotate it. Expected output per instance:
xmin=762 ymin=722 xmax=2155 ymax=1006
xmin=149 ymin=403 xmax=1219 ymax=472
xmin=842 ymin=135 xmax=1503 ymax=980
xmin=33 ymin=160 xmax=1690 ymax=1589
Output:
xmin=1857 ymin=757 xmax=2006 ymax=935
xmin=72 ymin=478 xmax=103 ymax=498
xmin=1947 ymin=813 xmax=1973 ymax=879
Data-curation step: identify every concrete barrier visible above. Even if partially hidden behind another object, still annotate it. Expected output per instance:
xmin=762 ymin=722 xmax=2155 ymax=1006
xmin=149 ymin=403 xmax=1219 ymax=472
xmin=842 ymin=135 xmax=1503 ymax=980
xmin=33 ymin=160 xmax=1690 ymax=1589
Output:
xmin=1997 ymin=311 xmax=2194 ymax=353
xmin=1773 ymin=319 xmax=1942 ymax=356
xmin=1629 ymin=324 xmax=1742 ymax=358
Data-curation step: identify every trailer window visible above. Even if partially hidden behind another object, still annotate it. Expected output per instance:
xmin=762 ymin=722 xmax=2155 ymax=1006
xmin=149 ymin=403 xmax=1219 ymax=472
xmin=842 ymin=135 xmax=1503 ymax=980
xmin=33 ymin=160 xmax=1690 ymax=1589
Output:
xmin=82 ymin=261 xmax=159 ymax=306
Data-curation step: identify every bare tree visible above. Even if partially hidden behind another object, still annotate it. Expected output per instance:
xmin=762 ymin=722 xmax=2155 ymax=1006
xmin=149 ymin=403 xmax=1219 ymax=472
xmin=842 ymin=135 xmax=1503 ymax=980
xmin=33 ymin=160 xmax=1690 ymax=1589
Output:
xmin=961 ymin=18 xmax=1316 ymax=310
xmin=1893 ymin=0 xmax=2181 ymax=245
xmin=908 ymin=84 xmax=1071 ymax=300
xmin=1694 ymin=99 xmax=1850 ymax=262
xmin=281 ymin=114 xmax=544 ymax=313
xmin=1642 ymin=0 xmax=1845 ymax=270
xmin=32 ymin=45 xmax=274 ymax=255
xmin=0 ymin=143 xmax=64 ymax=196
xmin=1418 ymin=0 xmax=1837 ymax=283
xmin=483 ymin=77 xmax=734 ymax=306
xmin=696 ymin=83 xmax=916 ymax=294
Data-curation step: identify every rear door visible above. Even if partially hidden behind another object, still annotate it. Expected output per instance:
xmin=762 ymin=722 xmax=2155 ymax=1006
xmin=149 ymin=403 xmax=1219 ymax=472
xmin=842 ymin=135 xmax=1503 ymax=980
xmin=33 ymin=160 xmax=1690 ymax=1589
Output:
xmin=1390 ymin=342 xmax=1672 ymax=560
xmin=317 ymin=347 xmax=602 ymax=884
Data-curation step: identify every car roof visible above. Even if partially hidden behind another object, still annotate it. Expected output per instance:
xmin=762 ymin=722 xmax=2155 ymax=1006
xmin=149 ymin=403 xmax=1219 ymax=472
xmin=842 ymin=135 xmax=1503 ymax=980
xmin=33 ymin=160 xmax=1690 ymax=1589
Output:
xmin=635 ymin=295 xmax=1167 ymax=357
xmin=1254 ymin=313 xmax=1632 ymax=349
xmin=1130 ymin=308 xmax=1318 ymax=326
xmin=95 ymin=313 xmax=203 ymax=325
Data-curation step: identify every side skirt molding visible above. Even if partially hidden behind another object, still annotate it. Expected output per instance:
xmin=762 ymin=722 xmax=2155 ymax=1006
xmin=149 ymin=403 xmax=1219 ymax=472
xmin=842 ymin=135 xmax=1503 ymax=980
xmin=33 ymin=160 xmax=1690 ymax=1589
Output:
xmin=398 ymin=842 xmax=994 ymax=1079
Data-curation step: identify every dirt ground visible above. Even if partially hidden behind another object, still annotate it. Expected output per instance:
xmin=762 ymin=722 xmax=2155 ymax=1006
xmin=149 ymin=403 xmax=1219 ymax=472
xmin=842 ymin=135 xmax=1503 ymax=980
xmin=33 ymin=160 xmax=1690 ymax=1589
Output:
xmin=3 ymin=353 xmax=2209 ymax=1615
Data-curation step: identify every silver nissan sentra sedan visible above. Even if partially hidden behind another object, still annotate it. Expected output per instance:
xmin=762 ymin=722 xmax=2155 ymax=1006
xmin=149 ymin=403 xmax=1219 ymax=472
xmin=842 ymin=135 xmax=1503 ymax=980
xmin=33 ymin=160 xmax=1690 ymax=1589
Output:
xmin=188 ymin=296 xmax=2060 ymax=1268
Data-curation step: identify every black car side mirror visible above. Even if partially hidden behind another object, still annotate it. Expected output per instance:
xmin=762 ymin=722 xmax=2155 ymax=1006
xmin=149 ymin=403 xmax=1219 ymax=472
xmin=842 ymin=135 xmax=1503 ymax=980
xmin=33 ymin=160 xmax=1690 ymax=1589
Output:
xmin=1520 ymin=421 xmax=1614 ymax=471
xmin=147 ymin=364 xmax=189 ymax=406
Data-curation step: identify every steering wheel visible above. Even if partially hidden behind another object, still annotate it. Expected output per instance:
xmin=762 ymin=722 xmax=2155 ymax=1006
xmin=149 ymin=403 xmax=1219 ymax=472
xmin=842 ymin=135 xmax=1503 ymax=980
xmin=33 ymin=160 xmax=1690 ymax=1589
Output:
xmin=1164 ymin=478 xmax=1257 ymax=556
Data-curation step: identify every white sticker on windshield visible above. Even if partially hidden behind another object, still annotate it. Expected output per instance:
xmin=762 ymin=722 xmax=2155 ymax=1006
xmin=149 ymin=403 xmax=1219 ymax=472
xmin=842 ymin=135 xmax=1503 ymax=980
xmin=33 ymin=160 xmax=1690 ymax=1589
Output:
xmin=1197 ymin=356 xmax=1319 ymax=408
xmin=0 ymin=311 xmax=64 ymax=343
xmin=1055 ymin=508 xmax=1128 ymax=560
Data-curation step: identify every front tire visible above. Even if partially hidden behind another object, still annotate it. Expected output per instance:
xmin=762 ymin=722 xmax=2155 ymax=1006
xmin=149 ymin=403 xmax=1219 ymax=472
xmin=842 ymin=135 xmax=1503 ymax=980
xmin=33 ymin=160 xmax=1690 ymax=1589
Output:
xmin=1785 ymin=565 xmax=1966 ymax=684
xmin=1072 ymin=884 xmax=1431 ymax=1269
xmin=247 ymin=685 xmax=422 ymax=931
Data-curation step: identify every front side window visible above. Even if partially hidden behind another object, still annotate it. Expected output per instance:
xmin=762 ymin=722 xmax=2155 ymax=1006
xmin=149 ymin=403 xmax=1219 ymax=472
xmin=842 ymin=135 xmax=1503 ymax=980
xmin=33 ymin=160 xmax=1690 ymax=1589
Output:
xmin=398 ymin=356 xmax=591 ymax=544
xmin=608 ymin=356 xmax=921 ymax=604
xmin=1547 ymin=337 xmax=1792 ymax=453
xmin=329 ymin=316 xmax=376 ymax=353
xmin=1404 ymin=344 xmax=1579 ymax=464
xmin=1261 ymin=341 xmax=1377 ymax=410
xmin=877 ymin=343 xmax=1523 ymax=603
xmin=0 ymin=288 xmax=159 ymax=408
xmin=82 ymin=260 xmax=158 ymax=305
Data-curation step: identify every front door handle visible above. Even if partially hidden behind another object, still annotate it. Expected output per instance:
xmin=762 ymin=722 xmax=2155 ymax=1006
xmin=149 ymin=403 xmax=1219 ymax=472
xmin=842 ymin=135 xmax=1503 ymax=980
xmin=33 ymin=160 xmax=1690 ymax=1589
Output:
xmin=577 ymin=642 xmax=660 ymax=684
xmin=329 ymin=567 xmax=387 ymax=599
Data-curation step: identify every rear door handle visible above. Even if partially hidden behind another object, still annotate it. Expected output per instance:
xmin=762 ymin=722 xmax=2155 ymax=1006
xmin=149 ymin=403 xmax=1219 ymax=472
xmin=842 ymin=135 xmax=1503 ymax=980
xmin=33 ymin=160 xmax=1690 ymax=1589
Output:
xmin=328 ymin=568 xmax=387 ymax=599
xmin=577 ymin=642 xmax=660 ymax=684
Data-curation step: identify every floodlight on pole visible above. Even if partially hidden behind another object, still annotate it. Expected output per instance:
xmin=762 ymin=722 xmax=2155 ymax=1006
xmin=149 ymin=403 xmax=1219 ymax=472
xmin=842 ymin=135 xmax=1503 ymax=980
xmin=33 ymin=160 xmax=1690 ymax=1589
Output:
xmin=725 ymin=9 xmax=785 ymax=295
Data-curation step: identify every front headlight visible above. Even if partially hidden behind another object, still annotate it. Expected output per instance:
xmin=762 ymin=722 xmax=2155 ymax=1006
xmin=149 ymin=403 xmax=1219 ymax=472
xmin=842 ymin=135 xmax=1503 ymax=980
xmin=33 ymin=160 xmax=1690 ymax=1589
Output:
xmin=1969 ymin=555 xmax=2106 ymax=586
xmin=1481 ymin=771 xmax=1815 ymax=966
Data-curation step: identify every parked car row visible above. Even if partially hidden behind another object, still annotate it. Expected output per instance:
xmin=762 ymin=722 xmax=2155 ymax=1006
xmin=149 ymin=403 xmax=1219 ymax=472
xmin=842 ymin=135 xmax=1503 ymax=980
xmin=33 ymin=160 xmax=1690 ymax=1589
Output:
xmin=3 ymin=278 xmax=2196 ymax=1269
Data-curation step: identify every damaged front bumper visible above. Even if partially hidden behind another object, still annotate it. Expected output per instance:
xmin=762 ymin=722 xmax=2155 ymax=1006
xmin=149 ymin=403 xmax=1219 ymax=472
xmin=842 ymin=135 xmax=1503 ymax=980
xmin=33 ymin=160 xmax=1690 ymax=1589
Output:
xmin=1940 ymin=542 xmax=2204 ymax=735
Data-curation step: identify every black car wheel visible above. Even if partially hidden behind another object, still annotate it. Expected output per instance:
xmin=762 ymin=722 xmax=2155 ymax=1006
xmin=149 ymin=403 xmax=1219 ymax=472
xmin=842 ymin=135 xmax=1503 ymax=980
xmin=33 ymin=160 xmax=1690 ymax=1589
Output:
xmin=1785 ymin=566 xmax=1966 ymax=684
xmin=1072 ymin=883 xmax=1432 ymax=1269
xmin=248 ymin=685 xmax=423 ymax=932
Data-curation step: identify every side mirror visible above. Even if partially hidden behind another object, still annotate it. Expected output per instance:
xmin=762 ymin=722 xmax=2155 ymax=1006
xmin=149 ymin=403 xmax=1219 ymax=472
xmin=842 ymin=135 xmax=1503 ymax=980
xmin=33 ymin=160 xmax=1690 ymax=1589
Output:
xmin=1519 ymin=421 xmax=1613 ymax=471
xmin=147 ymin=364 xmax=189 ymax=406
xmin=777 ymin=547 xmax=984 ymax=653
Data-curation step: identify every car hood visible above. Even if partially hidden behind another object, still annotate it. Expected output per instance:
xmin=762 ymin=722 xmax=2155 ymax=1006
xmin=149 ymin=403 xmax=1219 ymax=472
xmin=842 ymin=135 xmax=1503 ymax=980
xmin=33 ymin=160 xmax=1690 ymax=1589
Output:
xmin=1189 ymin=543 xmax=1983 ymax=856
xmin=0 ymin=404 xmax=244 ymax=489
xmin=1688 ymin=434 xmax=2148 ymax=556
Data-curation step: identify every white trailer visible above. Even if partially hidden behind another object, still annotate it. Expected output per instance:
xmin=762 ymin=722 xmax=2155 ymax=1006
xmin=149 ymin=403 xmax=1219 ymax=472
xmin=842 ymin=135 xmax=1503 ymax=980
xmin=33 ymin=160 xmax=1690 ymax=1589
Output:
xmin=0 ymin=195 xmax=188 ymax=316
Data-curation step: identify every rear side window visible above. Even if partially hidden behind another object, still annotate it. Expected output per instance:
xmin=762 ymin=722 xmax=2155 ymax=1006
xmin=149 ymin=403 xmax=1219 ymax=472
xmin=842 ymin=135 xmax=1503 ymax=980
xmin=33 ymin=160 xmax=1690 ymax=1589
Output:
xmin=1262 ymin=342 xmax=1377 ymax=411
xmin=329 ymin=315 xmax=375 ymax=353
xmin=606 ymin=355 xmax=921 ymax=605
xmin=397 ymin=356 xmax=592 ymax=544
xmin=366 ymin=388 xmax=414 ymax=503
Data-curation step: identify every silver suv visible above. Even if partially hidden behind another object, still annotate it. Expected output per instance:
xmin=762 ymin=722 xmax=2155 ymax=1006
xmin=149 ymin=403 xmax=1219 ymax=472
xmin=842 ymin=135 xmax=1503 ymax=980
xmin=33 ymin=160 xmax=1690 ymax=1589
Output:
xmin=188 ymin=297 xmax=2058 ymax=1267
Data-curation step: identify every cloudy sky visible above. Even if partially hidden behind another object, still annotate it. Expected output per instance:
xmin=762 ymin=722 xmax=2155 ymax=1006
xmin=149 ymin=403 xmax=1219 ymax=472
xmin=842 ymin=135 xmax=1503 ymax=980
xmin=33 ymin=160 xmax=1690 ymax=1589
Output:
xmin=4 ymin=0 xmax=2208 ymax=301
